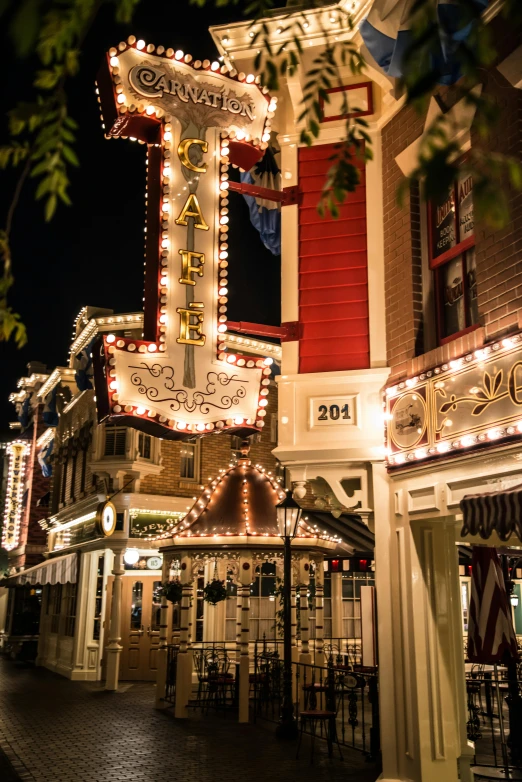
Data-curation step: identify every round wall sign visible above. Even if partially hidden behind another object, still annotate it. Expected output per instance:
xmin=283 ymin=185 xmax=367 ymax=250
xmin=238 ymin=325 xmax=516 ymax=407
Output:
xmin=147 ymin=556 xmax=162 ymax=570
xmin=95 ymin=501 xmax=117 ymax=537
xmin=390 ymin=392 xmax=427 ymax=450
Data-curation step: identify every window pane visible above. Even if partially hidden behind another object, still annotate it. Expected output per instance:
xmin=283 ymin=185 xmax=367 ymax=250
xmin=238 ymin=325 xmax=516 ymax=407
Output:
xmin=431 ymin=185 xmax=456 ymax=261
xmin=151 ymin=581 xmax=162 ymax=631
xmin=130 ymin=581 xmax=143 ymax=630
xmin=138 ymin=433 xmax=151 ymax=460
xmin=324 ymin=575 xmax=331 ymax=598
xmin=342 ymin=578 xmax=353 ymax=599
xmin=457 ymin=171 xmax=474 ymax=244
xmin=465 ymin=247 xmax=479 ymax=326
xmin=180 ymin=443 xmax=195 ymax=479
xmin=439 ymin=255 xmax=466 ymax=338
xmin=105 ymin=427 xmax=126 ymax=456
xmin=261 ymin=576 xmax=276 ymax=597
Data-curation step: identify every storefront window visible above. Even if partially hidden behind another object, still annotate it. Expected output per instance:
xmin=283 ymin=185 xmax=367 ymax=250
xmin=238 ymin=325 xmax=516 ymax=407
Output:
xmin=250 ymin=562 xmax=277 ymax=640
xmin=428 ymin=168 xmax=477 ymax=343
xmin=151 ymin=581 xmax=162 ymax=632
xmin=50 ymin=584 xmax=63 ymax=634
xmin=93 ymin=555 xmax=105 ymax=641
xmin=130 ymin=581 xmax=143 ymax=630
xmin=461 ymin=581 xmax=470 ymax=633
xmin=63 ymin=583 xmax=77 ymax=637
xmin=341 ymin=572 xmax=375 ymax=639
xmin=10 ymin=587 xmax=42 ymax=636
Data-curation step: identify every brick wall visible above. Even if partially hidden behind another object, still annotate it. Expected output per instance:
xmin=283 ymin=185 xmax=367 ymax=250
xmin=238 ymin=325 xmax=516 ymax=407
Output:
xmin=383 ymin=19 xmax=522 ymax=382
xmin=140 ymin=384 xmax=278 ymax=496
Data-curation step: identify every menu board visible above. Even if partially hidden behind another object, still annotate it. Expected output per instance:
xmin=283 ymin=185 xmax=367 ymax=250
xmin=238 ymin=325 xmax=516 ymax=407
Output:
xmin=431 ymin=185 xmax=456 ymax=261
xmin=457 ymin=171 xmax=474 ymax=242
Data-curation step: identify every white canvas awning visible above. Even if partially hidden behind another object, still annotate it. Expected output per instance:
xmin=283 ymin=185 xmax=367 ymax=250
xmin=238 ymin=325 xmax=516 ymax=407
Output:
xmin=11 ymin=553 xmax=78 ymax=586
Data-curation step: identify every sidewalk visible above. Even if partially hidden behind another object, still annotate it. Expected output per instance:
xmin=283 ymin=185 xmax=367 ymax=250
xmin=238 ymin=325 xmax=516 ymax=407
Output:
xmin=0 ymin=658 xmax=379 ymax=782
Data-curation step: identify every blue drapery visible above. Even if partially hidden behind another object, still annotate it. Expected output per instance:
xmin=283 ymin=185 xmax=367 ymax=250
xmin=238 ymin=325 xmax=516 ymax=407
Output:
xmin=38 ymin=438 xmax=54 ymax=478
xmin=74 ymin=338 xmax=95 ymax=392
xmin=360 ymin=0 xmax=489 ymax=85
xmin=17 ymin=397 xmax=30 ymax=429
xmin=240 ymin=142 xmax=281 ymax=256
xmin=42 ymin=385 xmax=59 ymax=427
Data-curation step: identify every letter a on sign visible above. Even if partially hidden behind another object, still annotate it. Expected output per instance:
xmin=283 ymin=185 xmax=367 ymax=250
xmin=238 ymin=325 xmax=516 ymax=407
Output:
xmin=93 ymin=41 xmax=274 ymax=439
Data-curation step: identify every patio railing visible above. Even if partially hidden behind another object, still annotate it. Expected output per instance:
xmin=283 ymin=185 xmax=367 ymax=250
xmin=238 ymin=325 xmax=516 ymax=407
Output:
xmin=164 ymin=644 xmax=179 ymax=706
xmin=252 ymin=648 xmax=380 ymax=761
xmin=466 ymin=663 xmax=522 ymax=772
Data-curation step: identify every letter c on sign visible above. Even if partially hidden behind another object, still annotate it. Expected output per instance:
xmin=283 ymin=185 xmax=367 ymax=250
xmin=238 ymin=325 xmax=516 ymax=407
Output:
xmin=177 ymin=138 xmax=208 ymax=172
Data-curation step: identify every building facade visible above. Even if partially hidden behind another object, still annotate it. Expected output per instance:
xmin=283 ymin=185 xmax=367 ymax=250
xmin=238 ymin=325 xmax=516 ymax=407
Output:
xmin=3 ymin=306 xmax=280 ymax=684
xmin=210 ymin=4 xmax=522 ymax=781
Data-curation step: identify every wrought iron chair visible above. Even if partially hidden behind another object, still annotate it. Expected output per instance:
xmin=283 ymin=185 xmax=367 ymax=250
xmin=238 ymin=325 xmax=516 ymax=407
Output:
xmin=297 ymin=663 xmax=343 ymax=763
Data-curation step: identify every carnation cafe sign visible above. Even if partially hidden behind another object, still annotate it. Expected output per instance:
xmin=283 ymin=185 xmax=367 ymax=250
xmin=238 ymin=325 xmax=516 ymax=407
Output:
xmin=93 ymin=41 xmax=274 ymax=440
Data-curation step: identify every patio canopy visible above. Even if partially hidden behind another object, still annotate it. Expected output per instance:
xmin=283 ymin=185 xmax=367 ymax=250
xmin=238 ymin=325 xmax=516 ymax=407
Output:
xmin=7 ymin=552 xmax=78 ymax=586
xmin=460 ymin=484 xmax=522 ymax=541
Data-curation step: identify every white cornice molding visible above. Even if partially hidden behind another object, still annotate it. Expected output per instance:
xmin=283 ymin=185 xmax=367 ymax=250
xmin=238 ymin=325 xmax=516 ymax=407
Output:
xmin=209 ymin=0 xmax=372 ymax=59
xmin=37 ymin=367 xmax=76 ymax=400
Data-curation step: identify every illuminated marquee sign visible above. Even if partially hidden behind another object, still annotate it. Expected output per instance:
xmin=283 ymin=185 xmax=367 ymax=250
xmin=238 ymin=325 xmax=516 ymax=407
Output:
xmin=2 ymin=441 xmax=30 ymax=551
xmin=385 ymin=333 xmax=522 ymax=468
xmin=93 ymin=39 xmax=275 ymax=439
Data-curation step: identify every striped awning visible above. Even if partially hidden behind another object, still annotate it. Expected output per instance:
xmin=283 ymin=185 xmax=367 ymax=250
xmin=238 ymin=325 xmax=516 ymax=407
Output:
xmin=11 ymin=553 xmax=78 ymax=586
xmin=460 ymin=485 xmax=522 ymax=541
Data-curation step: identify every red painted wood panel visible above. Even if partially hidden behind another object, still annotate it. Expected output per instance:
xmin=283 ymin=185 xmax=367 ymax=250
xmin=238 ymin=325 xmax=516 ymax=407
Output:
xmin=298 ymin=144 xmax=370 ymax=373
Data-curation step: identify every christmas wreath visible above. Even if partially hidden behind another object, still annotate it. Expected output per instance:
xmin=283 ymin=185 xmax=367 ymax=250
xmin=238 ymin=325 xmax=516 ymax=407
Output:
xmin=203 ymin=578 xmax=227 ymax=605
xmin=161 ymin=580 xmax=183 ymax=604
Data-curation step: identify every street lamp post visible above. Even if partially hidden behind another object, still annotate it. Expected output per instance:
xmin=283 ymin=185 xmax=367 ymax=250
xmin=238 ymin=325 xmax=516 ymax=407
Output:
xmin=275 ymin=489 xmax=302 ymax=740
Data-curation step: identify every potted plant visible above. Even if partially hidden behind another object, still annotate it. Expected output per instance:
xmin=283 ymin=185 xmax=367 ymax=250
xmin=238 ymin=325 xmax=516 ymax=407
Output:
xmin=203 ymin=578 xmax=227 ymax=605
xmin=161 ymin=580 xmax=183 ymax=604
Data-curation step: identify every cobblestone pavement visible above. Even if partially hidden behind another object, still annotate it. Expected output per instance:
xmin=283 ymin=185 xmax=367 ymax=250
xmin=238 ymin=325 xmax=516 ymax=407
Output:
xmin=0 ymin=658 xmax=379 ymax=782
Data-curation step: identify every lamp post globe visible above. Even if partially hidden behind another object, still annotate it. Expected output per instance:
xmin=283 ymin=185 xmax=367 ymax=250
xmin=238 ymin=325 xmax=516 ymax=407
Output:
xmin=275 ymin=489 xmax=302 ymax=740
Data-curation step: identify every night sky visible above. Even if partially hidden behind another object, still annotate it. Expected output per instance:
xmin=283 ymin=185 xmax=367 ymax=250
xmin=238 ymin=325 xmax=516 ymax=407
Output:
xmin=0 ymin=1 xmax=281 ymax=435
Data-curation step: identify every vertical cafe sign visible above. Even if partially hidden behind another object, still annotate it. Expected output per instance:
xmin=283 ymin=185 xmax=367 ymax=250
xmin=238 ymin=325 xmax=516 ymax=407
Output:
xmin=93 ymin=39 xmax=275 ymax=439
xmin=2 ymin=441 xmax=30 ymax=551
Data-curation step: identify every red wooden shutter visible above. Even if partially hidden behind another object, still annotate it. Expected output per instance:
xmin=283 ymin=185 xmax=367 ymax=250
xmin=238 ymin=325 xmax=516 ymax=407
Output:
xmin=298 ymin=144 xmax=370 ymax=373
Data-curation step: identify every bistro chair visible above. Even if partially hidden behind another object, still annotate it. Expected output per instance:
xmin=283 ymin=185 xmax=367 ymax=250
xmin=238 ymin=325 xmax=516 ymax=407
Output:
xmin=204 ymin=649 xmax=235 ymax=711
xmin=297 ymin=665 xmax=343 ymax=763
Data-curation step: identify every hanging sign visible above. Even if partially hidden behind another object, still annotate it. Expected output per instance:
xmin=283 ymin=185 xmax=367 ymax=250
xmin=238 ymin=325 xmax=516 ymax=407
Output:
xmin=385 ymin=333 xmax=522 ymax=468
xmin=93 ymin=39 xmax=275 ymax=439
xmin=2 ymin=441 xmax=30 ymax=551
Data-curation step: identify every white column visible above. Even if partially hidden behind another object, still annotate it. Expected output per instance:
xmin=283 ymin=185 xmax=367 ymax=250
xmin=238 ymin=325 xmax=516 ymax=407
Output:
xmin=105 ymin=547 xmax=124 ymax=691
xmin=314 ymin=559 xmax=325 ymax=667
xmin=155 ymin=554 xmax=172 ymax=709
xmin=238 ymin=555 xmax=252 ymax=723
xmin=175 ymin=554 xmax=194 ymax=718
xmin=298 ymin=584 xmax=310 ymax=660
xmin=331 ymin=571 xmax=343 ymax=640
xmin=35 ymin=585 xmax=49 ymax=666
xmin=207 ymin=558 xmax=227 ymax=644
xmin=374 ymin=464 xmax=470 ymax=782
xmin=372 ymin=463 xmax=399 ymax=782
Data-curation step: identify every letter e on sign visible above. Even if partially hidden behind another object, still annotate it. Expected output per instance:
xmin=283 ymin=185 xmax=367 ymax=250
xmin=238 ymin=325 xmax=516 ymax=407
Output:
xmin=92 ymin=42 xmax=273 ymax=439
